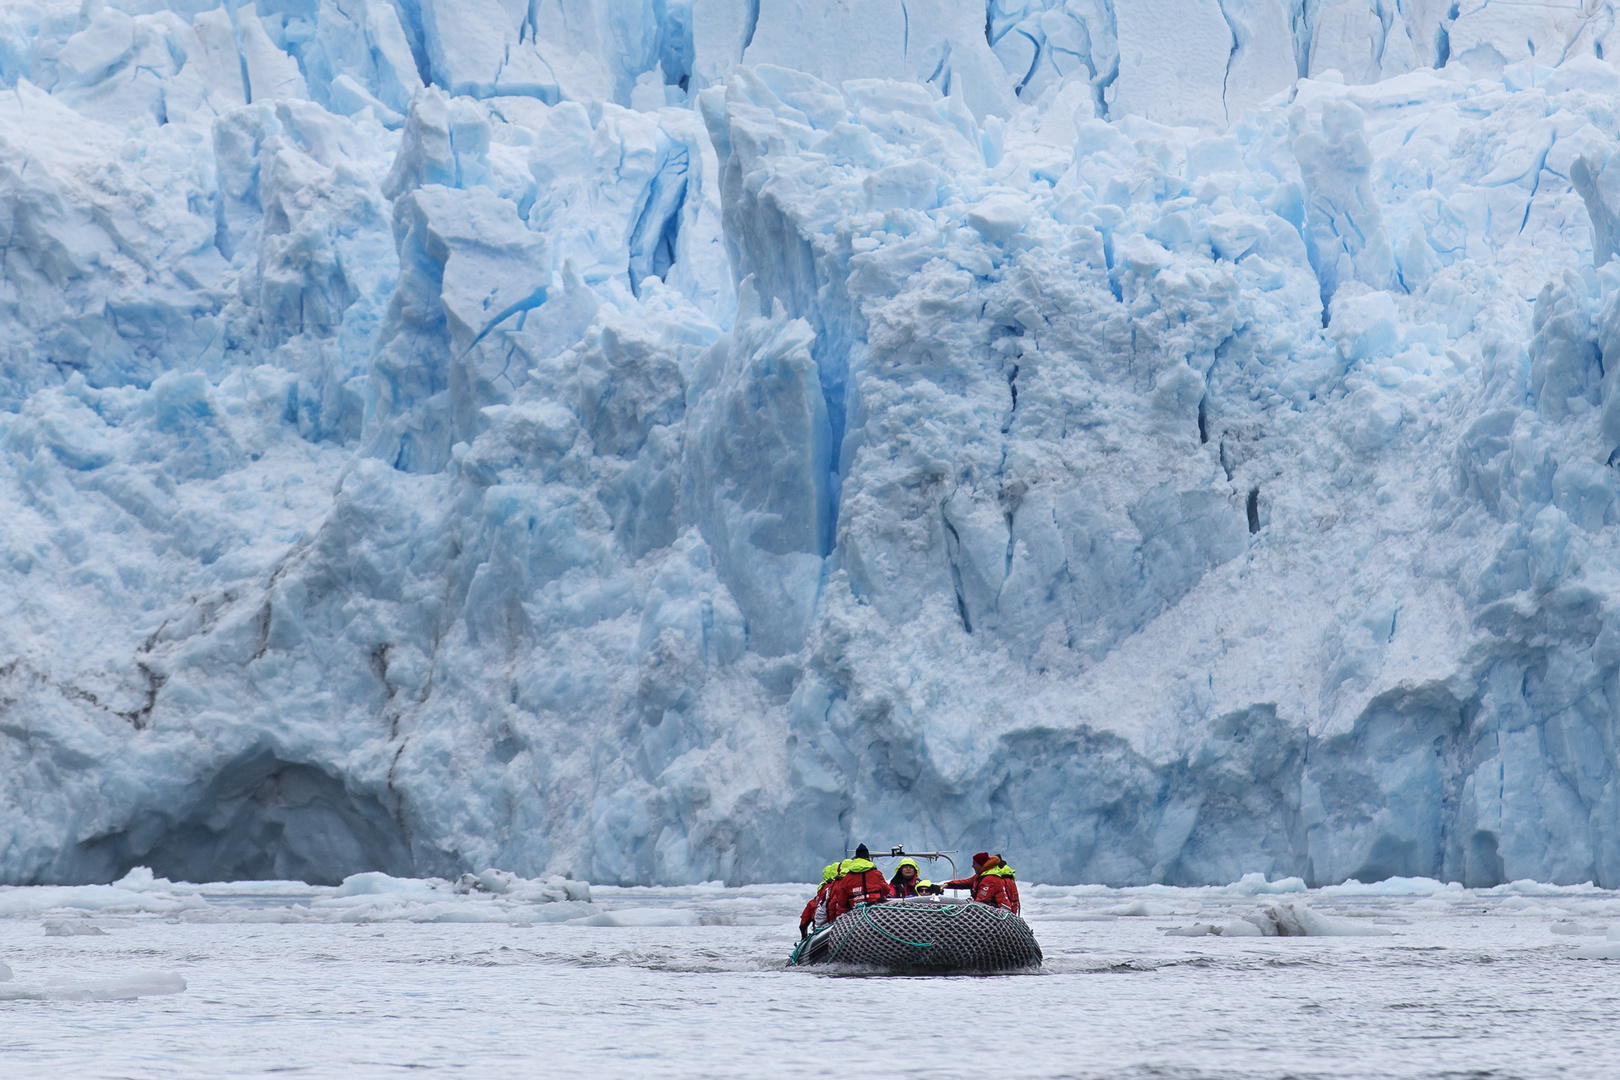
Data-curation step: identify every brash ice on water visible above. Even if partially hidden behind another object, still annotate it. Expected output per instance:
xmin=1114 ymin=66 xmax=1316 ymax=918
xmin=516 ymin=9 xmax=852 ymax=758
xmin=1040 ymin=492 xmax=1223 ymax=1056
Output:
xmin=3 ymin=871 xmax=1620 ymax=1079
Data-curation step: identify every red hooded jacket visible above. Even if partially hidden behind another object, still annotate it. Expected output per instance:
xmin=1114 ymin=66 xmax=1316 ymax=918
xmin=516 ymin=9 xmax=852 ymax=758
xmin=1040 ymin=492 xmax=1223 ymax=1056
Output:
xmin=945 ymin=860 xmax=1020 ymax=914
xmin=826 ymin=859 xmax=893 ymax=919
xmin=799 ymin=892 xmax=820 ymax=935
xmin=800 ymin=865 xmax=845 ymax=935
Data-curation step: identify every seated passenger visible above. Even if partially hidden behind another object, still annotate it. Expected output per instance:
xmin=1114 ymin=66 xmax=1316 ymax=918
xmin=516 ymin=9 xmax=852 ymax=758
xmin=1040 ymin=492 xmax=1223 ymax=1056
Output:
xmin=889 ymin=858 xmax=923 ymax=897
xmin=826 ymin=844 xmax=893 ymax=920
xmin=799 ymin=862 xmax=843 ymax=938
xmin=943 ymin=851 xmax=1021 ymax=914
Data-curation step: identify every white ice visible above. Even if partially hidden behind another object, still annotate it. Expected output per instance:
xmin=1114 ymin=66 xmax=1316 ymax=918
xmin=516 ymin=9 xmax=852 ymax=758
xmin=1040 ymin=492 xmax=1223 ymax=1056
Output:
xmin=8 ymin=1 xmax=1620 ymax=890
xmin=1 ymin=874 xmax=1619 ymax=1077
xmin=1572 ymin=922 xmax=1620 ymax=958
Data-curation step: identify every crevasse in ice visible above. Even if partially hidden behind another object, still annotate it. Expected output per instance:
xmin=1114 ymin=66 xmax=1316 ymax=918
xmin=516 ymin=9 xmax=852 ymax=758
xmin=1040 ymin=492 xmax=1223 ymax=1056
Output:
xmin=6 ymin=0 xmax=1620 ymax=888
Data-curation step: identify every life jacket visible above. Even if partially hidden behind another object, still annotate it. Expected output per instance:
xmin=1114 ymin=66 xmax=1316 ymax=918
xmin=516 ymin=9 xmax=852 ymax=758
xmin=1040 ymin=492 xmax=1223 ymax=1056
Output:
xmin=976 ymin=863 xmax=1020 ymax=914
xmin=827 ymin=859 xmax=892 ymax=920
xmin=813 ymin=861 xmax=845 ymax=929
xmin=889 ymin=858 xmax=922 ymax=898
xmin=945 ymin=859 xmax=1021 ymax=914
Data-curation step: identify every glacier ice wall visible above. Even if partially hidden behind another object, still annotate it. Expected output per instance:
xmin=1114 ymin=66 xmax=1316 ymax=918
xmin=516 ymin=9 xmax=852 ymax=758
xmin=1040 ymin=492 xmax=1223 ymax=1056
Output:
xmin=8 ymin=0 xmax=1620 ymax=887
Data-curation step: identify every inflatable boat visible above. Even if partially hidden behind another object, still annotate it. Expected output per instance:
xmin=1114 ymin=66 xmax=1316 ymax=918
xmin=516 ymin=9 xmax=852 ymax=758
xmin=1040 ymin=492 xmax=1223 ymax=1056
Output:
xmin=789 ymin=896 xmax=1043 ymax=972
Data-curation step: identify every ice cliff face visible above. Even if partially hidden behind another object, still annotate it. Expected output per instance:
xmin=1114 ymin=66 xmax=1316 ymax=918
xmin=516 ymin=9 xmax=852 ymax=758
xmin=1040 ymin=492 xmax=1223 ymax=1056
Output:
xmin=8 ymin=0 xmax=1620 ymax=888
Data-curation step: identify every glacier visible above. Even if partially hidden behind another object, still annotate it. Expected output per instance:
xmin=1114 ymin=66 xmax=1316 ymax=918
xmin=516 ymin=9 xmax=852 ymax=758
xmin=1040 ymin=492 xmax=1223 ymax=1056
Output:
xmin=7 ymin=0 xmax=1620 ymax=889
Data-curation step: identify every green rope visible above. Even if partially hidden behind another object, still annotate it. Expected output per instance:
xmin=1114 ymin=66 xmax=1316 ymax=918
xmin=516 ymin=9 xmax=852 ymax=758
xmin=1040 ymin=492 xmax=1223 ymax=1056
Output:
xmin=795 ymin=899 xmax=1037 ymax=965
xmin=825 ymin=923 xmax=852 ymax=963
xmin=856 ymin=903 xmax=935 ymax=949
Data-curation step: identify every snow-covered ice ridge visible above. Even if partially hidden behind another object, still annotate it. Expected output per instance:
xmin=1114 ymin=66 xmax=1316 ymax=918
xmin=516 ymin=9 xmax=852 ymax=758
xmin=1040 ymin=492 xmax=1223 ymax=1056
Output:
xmin=8 ymin=1 xmax=1620 ymax=890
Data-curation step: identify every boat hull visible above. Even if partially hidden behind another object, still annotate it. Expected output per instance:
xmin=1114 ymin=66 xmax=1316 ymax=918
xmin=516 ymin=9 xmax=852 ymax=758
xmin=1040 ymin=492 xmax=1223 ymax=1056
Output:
xmin=789 ymin=898 xmax=1042 ymax=972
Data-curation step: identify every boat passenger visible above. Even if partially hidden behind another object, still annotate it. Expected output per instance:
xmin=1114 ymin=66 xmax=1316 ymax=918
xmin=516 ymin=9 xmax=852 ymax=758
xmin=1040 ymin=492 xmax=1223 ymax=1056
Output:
xmin=826 ymin=844 xmax=893 ymax=920
xmin=889 ymin=858 xmax=923 ymax=898
xmin=801 ymin=861 xmax=845 ymax=936
xmin=944 ymin=852 xmax=1021 ymax=914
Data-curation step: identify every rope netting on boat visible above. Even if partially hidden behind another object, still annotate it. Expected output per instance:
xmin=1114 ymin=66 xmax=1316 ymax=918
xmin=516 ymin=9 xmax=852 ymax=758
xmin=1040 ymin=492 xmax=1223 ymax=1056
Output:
xmin=790 ymin=898 xmax=1042 ymax=971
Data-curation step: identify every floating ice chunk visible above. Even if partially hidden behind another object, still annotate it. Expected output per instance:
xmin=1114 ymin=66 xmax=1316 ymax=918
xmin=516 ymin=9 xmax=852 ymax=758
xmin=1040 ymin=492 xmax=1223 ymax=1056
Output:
xmin=0 ymin=972 xmax=188 ymax=1001
xmin=1170 ymin=903 xmax=1393 ymax=937
xmin=1226 ymin=873 xmax=1309 ymax=895
xmin=1549 ymin=921 xmax=1607 ymax=936
xmin=1490 ymin=880 xmax=1603 ymax=897
xmin=333 ymin=872 xmax=443 ymax=899
xmin=456 ymin=869 xmax=514 ymax=894
xmin=571 ymin=907 xmax=702 ymax=927
xmin=1573 ymin=926 xmax=1620 ymax=959
xmin=1250 ymin=903 xmax=1393 ymax=936
xmin=0 ymin=885 xmax=184 ymax=917
xmin=452 ymin=869 xmax=591 ymax=903
xmin=341 ymin=872 xmax=591 ymax=911
xmin=45 ymin=972 xmax=187 ymax=1001
xmin=1167 ymin=919 xmax=1265 ymax=937
xmin=1101 ymin=900 xmax=1177 ymax=916
xmin=1219 ymin=919 xmax=1265 ymax=937
xmin=44 ymin=921 xmax=108 ymax=936
xmin=113 ymin=867 xmax=157 ymax=889
xmin=1318 ymin=877 xmax=1459 ymax=897
xmin=1573 ymin=942 xmax=1620 ymax=959
xmin=554 ymin=879 xmax=593 ymax=903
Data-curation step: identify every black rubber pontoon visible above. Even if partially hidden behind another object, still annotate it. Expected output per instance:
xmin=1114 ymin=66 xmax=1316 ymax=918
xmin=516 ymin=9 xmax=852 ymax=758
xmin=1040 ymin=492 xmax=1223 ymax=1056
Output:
xmin=789 ymin=897 xmax=1042 ymax=972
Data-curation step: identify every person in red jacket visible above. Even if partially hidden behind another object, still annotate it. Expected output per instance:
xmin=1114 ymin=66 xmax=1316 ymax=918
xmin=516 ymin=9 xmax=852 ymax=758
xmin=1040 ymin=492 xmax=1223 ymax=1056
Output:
xmin=944 ymin=852 xmax=1021 ymax=914
xmin=826 ymin=845 xmax=893 ymax=920
xmin=799 ymin=861 xmax=845 ymax=938
xmin=889 ymin=858 xmax=923 ymax=897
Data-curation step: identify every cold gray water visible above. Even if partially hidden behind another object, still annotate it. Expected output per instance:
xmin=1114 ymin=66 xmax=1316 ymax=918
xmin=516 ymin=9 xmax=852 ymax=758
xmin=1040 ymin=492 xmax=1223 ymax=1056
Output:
xmin=2 ymin=874 xmax=1618 ymax=1078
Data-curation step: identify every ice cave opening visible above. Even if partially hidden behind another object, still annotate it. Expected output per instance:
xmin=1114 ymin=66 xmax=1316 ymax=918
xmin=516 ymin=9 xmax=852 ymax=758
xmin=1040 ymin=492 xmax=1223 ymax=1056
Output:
xmin=75 ymin=751 xmax=415 ymax=886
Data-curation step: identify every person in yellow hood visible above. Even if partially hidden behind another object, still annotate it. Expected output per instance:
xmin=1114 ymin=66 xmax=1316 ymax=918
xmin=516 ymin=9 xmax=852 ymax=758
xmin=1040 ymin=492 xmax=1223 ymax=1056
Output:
xmin=944 ymin=852 xmax=1021 ymax=913
xmin=826 ymin=844 xmax=893 ymax=919
xmin=799 ymin=861 xmax=844 ymax=938
xmin=889 ymin=857 xmax=924 ymax=897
